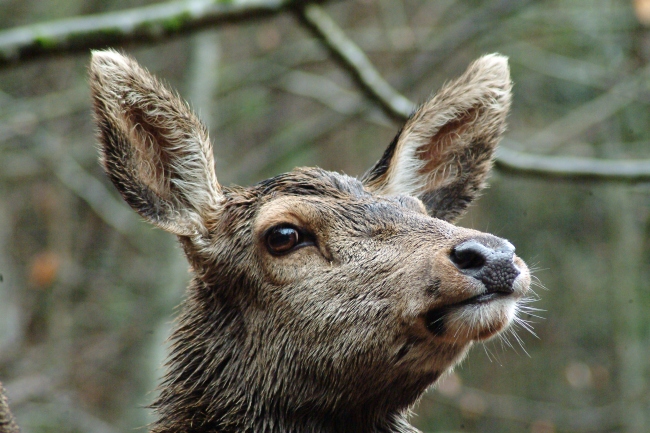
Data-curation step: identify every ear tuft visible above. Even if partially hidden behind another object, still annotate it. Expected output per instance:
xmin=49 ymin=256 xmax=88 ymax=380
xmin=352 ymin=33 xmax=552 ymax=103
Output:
xmin=469 ymin=53 xmax=510 ymax=83
xmin=91 ymin=48 xmax=132 ymax=72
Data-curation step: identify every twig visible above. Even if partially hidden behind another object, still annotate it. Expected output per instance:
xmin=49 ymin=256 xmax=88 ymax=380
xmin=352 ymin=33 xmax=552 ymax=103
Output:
xmin=505 ymin=42 xmax=614 ymax=90
xmin=296 ymin=4 xmax=650 ymax=183
xmin=224 ymin=109 xmax=362 ymax=183
xmin=496 ymin=144 xmax=650 ymax=183
xmin=0 ymin=0 xmax=299 ymax=67
xmin=296 ymin=3 xmax=415 ymax=120
xmin=3 ymin=0 xmax=649 ymax=182
xmin=278 ymin=69 xmax=365 ymax=117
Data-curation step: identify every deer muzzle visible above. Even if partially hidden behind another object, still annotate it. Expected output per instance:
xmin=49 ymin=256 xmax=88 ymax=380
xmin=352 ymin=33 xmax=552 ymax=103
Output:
xmin=424 ymin=235 xmax=529 ymax=341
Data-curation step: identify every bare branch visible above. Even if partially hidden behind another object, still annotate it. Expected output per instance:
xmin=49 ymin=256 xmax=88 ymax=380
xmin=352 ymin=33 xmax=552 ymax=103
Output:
xmin=224 ymin=109 xmax=362 ymax=183
xmin=278 ymin=69 xmax=365 ymax=116
xmin=296 ymin=3 xmax=416 ymax=120
xmin=399 ymin=0 xmax=533 ymax=92
xmin=506 ymin=42 xmax=614 ymax=90
xmin=296 ymin=4 xmax=650 ymax=183
xmin=3 ymin=0 xmax=649 ymax=182
xmin=0 ymin=0 xmax=298 ymax=67
xmin=496 ymin=144 xmax=650 ymax=183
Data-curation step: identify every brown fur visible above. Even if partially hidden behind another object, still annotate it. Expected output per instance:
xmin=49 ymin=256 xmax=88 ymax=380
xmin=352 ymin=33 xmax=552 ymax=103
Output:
xmin=88 ymin=50 xmax=530 ymax=433
xmin=0 ymin=382 xmax=19 ymax=433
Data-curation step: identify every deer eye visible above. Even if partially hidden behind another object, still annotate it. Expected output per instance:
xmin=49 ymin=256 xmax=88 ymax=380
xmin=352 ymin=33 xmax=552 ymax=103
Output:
xmin=266 ymin=225 xmax=302 ymax=255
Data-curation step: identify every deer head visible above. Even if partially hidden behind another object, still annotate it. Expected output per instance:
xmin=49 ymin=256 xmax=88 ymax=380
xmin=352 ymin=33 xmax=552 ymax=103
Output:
xmin=90 ymin=50 xmax=531 ymax=433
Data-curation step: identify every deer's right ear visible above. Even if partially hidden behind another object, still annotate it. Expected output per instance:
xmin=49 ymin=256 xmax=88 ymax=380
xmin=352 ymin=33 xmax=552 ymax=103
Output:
xmin=90 ymin=50 xmax=222 ymax=237
xmin=362 ymin=54 xmax=512 ymax=223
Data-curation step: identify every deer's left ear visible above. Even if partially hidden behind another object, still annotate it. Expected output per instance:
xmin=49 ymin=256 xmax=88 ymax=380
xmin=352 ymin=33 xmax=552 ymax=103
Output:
xmin=362 ymin=54 xmax=512 ymax=223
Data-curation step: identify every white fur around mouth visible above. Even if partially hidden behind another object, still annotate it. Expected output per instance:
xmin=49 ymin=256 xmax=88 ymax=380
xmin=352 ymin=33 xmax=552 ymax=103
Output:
xmin=425 ymin=293 xmax=517 ymax=341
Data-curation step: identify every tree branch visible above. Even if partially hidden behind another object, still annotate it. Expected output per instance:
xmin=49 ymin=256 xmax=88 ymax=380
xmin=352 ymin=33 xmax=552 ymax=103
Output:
xmin=296 ymin=4 xmax=650 ymax=183
xmin=3 ymin=0 xmax=649 ymax=182
xmin=0 ymin=84 xmax=88 ymax=143
xmin=0 ymin=0 xmax=299 ymax=67
xmin=296 ymin=3 xmax=415 ymax=120
xmin=496 ymin=144 xmax=650 ymax=183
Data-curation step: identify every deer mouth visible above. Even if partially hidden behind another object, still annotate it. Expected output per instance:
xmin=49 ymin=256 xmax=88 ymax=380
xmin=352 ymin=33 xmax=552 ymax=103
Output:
xmin=424 ymin=291 xmax=513 ymax=337
xmin=458 ymin=291 xmax=510 ymax=306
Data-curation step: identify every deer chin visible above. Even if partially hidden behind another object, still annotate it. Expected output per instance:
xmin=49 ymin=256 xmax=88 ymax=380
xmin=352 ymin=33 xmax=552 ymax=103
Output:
xmin=424 ymin=291 xmax=519 ymax=343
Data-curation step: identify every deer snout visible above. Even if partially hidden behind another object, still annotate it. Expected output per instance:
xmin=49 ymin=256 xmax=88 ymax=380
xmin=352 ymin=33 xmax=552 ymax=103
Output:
xmin=422 ymin=236 xmax=528 ymax=342
xmin=450 ymin=239 xmax=519 ymax=294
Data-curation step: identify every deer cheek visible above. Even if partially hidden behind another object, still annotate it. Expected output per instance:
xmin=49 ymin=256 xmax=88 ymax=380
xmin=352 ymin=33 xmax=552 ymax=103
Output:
xmin=430 ymin=251 xmax=479 ymax=304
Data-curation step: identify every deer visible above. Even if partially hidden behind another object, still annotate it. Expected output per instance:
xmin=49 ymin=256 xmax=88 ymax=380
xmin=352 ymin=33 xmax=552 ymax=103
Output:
xmin=0 ymin=382 xmax=19 ymax=433
xmin=0 ymin=50 xmax=532 ymax=433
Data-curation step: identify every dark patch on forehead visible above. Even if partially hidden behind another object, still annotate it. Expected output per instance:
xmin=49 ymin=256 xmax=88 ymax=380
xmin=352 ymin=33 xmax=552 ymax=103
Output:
xmin=357 ymin=196 xmax=428 ymax=231
xmin=255 ymin=167 xmax=369 ymax=199
xmin=218 ymin=169 xmax=372 ymax=230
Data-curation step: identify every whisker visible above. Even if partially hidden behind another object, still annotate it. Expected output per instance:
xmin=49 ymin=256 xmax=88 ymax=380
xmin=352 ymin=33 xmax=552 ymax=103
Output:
xmin=482 ymin=341 xmax=494 ymax=362
xmin=509 ymin=326 xmax=531 ymax=357
xmin=514 ymin=317 xmax=539 ymax=339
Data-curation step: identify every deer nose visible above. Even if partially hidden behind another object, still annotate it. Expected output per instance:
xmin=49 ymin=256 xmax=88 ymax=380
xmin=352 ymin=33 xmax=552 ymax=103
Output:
xmin=450 ymin=239 xmax=519 ymax=294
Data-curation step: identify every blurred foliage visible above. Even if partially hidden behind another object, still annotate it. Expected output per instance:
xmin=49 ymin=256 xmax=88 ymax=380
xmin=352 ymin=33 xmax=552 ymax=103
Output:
xmin=0 ymin=0 xmax=649 ymax=432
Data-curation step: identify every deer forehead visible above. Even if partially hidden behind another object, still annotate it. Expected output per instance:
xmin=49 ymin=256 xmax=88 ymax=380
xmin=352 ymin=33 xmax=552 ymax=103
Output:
xmin=252 ymin=192 xmax=434 ymax=236
xmin=252 ymin=193 xmax=479 ymax=253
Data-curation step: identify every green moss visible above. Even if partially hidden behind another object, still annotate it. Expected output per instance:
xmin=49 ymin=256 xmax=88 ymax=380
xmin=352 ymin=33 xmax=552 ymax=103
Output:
xmin=161 ymin=12 xmax=192 ymax=32
xmin=34 ymin=35 xmax=57 ymax=49
xmin=132 ymin=12 xmax=193 ymax=36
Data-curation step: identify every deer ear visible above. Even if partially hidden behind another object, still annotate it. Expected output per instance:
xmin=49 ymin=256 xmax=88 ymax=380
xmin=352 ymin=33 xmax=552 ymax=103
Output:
xmin=90 ymin=50 xmax=222 ymax=237
xmin=363 ymin=54 xmax=512 ymax=223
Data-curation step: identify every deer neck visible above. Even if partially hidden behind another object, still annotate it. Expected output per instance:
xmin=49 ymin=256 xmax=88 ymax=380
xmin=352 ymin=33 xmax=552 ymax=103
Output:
xmin=149 ymin=278 xmax=421 ymax=433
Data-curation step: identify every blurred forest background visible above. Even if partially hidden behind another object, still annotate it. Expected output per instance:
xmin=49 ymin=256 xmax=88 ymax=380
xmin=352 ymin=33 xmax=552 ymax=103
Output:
xmin=0 ymin=0 xmax=649 ymax=432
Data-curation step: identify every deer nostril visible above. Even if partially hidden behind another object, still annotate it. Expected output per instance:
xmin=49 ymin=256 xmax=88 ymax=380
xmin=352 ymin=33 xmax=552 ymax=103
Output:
xmin=450 ymin=241 xmax=488 ymax=271
xmin=450 ymin=239 xmax=519 ymax=294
